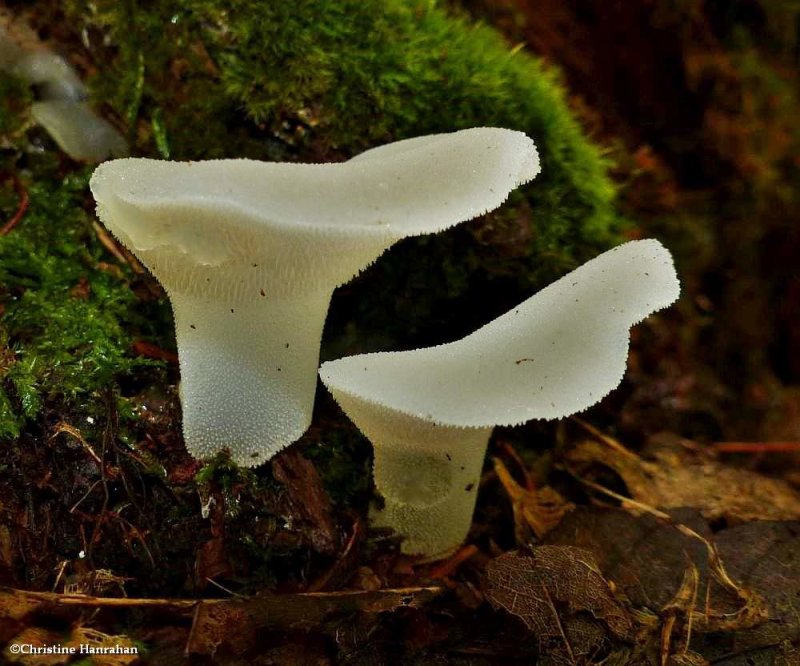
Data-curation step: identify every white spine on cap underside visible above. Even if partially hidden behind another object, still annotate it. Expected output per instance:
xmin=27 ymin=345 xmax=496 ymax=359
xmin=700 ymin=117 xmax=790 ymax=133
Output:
xmin=319 ymin=239 xmax=680 ymax=555
xmin=90 ymin=127 xmax=540 ymax=467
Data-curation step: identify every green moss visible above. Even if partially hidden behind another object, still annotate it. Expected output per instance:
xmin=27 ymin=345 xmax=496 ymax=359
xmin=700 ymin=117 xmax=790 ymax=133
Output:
xmin=3 ymin=0 xmax=626 ymax=447
xmin=65 ymin=0 xmax=624 ymax=346
xmin=195 ymin=450 xmax=259 ymax=496
xmin=0 ymin=170 xmax=162 ymax=440
xmin=0 ymin=73 xmax=32 ymax=143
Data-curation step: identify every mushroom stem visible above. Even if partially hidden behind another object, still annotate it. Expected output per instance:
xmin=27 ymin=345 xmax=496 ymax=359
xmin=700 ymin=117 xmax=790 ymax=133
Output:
xmin=335 ymin=393 xmax=492 ymax=555
xmin=172 ymin=289 xmax=332 ymax=467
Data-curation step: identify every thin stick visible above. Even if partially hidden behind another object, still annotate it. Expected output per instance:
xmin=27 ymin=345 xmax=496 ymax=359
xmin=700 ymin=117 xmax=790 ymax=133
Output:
xmin=52 ymin=423 xmax=103 ymax=467
xmin=571 ymin=417 xmax=640 ymax=461
xmin=428 ymin=545 xmax=479 ymax=579
xmin=3 ymin=585 xmax=443 ymax=609
xmin=713 ymin=442 xmax=800 ymax=453
xmin=0 ymin=174 xmax=29 ymax=235
xmin=205 ymin=578 xmax=244 ymax=598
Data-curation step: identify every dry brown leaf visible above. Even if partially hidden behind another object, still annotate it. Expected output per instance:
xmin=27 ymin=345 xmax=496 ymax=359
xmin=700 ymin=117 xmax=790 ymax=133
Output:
xmin=566 ymin=432 xmax=800 ymax=523
xmin=484 ymin=545 xmax=634 ymax=664
xmin=542 ymin=508 xmax=767 ymax=635
xmin=493 ymin=457 xmax=574 ymax=545
xmin=713 ymin=522 xmax=800 ymax=650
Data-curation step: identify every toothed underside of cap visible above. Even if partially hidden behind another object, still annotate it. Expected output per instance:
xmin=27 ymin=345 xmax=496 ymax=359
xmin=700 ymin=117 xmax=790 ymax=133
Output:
xmin=332 ymin=390 xmax=493 ymax=555
xmin=321 ymin=239 xmax=680 ymax=555
xmin=173 ymin=291 xmax=331 ymax=467
xmin=89 ymin=127 xmax=539 ymax=297
xmin=88 ymin=127 xmax=539 ymax=463
xmin=320 ymin=239 xmax=681 ymax=428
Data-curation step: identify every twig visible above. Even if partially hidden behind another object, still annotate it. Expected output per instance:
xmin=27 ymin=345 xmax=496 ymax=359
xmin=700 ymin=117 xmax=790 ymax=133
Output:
xmin=498 ymin=441 xmax=535 ymax=491
xmin=571 ymin=417 xmax=640 ymax=461
xmin=112 ymin=512 xmax=156 ymax=568
xmin=91 ymin=221 xmax=129 ymax=265
xmin=205 ymin=577 xmax=244 ymax=598
xmin=70 ymin=479 xmax=102 ymax=513
xmin=52 ymin=561 xmax=68 ymax=592
xmin=308 ymin=517 xmax=361 ymax=592
xmin=4 ymin=587 xmax=200 ymax=608
xmin=2 ymin=585 xmax=443 ymax=609
xmin=131 ymin=340 xmax=179 ymax=364
xmin=428 ymin=544 xmax=479 ymax=579
xmin=52 ymin=423 xmax=103 ymax=467
xmin=713 ymin=441 xmax=800 ymax=453
xmin=0 ymin=173 xmax=29 ymax=236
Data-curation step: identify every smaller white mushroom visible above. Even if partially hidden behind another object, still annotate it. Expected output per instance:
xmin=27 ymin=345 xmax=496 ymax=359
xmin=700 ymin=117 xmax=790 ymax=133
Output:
xmin=13 ymin=50 xmax=86 ymax=102
xmin=91 ymin=127 xmax=540 ymax=467
xmin=0 ymin=20 xmax=126 ymax=162
xmin=319 ymin=239 xmax=681 ymax=556
xmin=30 ymin=101 xmax=128 ymax=163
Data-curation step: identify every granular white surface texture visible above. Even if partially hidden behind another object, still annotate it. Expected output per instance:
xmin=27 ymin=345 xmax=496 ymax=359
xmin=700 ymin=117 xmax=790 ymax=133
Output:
xmin=320 ymin=239 xmax=680 ymax=427
xmin=90 ymin=128 xmax=540 ymax=466
xmin=320 ymin=239 xmax=680 ymax=554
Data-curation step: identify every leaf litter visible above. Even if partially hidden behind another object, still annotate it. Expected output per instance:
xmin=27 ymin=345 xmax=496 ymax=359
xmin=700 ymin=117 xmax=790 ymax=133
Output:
xmin=484 ymin=545 xmax=634 ymax=664
xmin=566 ymin=431 xmax=800 ymax=524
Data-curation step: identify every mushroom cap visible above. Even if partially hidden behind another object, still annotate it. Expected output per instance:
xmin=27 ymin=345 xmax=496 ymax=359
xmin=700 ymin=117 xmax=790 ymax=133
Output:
xmin=13 ymin=51 xmax=86 ymax=101
xmin=89 ymin=127 xmax=539 ymax=297
xmin=319 ymin=239 xmax=680 ymax=428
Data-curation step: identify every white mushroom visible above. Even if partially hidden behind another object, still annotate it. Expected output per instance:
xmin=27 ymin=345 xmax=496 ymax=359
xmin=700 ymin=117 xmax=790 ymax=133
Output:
xmin=13 ymin=50 xmax=86 ymax=102
xmin=0 ymin=20 xmax=127 ymax=162
xmin=31 ymin=101 xmax=128 ymax=163
xmin=319 ymin=239 xmax=680 ymax=556
xmin=90 ymin=127 xmax=540 ymax=467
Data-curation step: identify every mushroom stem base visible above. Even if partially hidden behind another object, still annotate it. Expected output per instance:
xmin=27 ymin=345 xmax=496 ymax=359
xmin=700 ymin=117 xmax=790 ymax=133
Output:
xmin=335 ymin=401 xmax=493 ymax=556
xmin=171 ymin=289 xmax=332 ymax=467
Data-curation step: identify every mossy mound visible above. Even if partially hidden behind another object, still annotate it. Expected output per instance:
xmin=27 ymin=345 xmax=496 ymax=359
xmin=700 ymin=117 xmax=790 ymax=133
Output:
xmin=0 ymin=65 xmax=168 ymax=439
xmin=2 ymin=1 xmax=624 ymax=449
xmin=65 ymin=0 xmax=624 ymax=348
xmin=0 ymin=162 xmax=167 ymax=440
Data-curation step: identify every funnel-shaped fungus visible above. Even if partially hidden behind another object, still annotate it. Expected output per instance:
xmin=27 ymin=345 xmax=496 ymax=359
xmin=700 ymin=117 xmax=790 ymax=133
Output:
xmin=90 ymin=127 xmax=540 ymax=467
xmin=319 ymin=239 xmax=680 ymax=556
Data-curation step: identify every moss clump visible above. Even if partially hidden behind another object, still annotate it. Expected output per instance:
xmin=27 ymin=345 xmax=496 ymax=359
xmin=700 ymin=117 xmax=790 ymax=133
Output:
xmin=0 ymin=73 xmax=32 ymax=143
xmin=0 ymin=170 xmax=163 ymax=440
xmin=0 ymin=61 xmax=170 ymax=438
xmin=2 ymin=0 xmax=628 ymax=449
xmin=65 ymin=0 xmax=624 ymax=346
